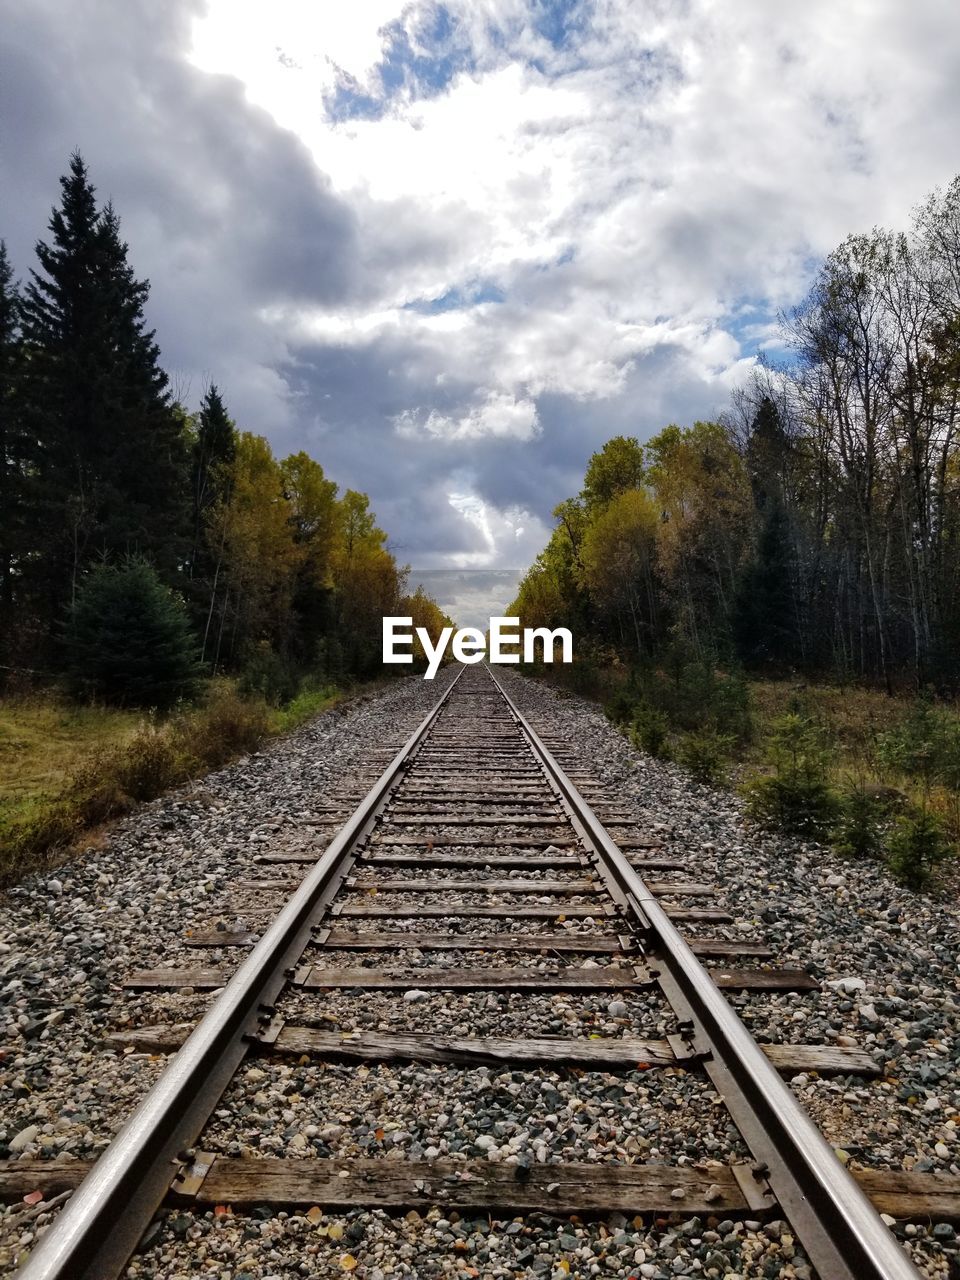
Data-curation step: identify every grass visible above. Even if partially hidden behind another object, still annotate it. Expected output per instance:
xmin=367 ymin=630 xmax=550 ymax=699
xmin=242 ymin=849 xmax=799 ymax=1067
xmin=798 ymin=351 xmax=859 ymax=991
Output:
xmin=272 ymin=681 xmax=340 ymax=732
xmin=746 ymin=679 xmax=960 ymax=843
xmin=0 ymin=699 xmax=142 ymax=827
xmin=0 ymin=677 xmax=352 ymax=888
xmin=748 ymin=679 xmax=920 ymax=767
xmin=525 ymin=656 xmax=960 ymax=889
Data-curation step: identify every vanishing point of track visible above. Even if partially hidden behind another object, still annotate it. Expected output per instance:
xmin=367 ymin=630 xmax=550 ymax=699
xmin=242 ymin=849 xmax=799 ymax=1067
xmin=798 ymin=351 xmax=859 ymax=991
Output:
xmin=12 ymin=664 xmax=946 ymax=1278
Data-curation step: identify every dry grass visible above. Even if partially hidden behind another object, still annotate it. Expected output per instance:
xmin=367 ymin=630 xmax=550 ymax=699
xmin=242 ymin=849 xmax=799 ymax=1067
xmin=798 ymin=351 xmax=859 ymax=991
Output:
xmin=0 ymin=679 xmax=346 ymax=888
xmin=747 ymin=679 xmax=940 ymax=767
xmin=746 ymin=679 xmax=960 ymax=841
xmin=0 ymin=698 xmax=141 ymax=827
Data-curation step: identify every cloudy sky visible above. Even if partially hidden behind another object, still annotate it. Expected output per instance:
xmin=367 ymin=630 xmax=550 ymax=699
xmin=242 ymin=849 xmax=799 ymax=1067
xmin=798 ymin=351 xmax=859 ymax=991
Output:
xmin=4 ymin=1 xmax=960 ymax=600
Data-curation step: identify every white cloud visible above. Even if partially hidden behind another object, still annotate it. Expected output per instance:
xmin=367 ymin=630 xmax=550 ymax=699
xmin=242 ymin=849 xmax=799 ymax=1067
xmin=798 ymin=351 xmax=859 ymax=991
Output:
xmin=189 ymin=0 xmax=410 ymax=99
xmin=182 ymin=0 xmax=960 ymax=570
xmin=396 ymin=392 xmax=540 ymax=442
xmin=445 ymin=489 xmax=547 ymax=569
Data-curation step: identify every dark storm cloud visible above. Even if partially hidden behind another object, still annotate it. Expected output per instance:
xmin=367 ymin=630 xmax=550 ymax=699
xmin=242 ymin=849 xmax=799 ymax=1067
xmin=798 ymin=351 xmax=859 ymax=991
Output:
xmin=281 ymin=336 xmax=487 ymax=559
xmin=0 ymin=0 xmax=357 ymax=374
xmin=6 ymin=0 xmax=958 ymax=573
xmin=460 ymin=343 xmax=735 ymax=519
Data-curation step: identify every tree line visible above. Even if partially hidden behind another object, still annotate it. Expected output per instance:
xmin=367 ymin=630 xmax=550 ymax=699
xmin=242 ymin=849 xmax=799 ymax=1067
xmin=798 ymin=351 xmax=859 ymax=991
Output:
xmin=0 ymin=154 xmax=449 ymax=706
xmin=512 ymin=175 xmax=960 ymax=692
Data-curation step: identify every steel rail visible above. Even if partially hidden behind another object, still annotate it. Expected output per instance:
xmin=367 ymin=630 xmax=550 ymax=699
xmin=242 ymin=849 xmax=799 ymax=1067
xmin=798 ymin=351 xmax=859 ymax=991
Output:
xmin=487 ymin=664 xmax=920 ymax=1280
xmin=17 ymin=668 xmax=464 ymax=1280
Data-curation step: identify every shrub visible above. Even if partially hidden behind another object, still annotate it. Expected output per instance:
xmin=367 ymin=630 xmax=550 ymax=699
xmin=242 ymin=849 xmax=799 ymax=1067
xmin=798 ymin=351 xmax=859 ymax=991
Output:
xmin=742 ymin=711 xmax=839 ymax=838
xmin=628 ymin=655 xmax=754 ymax=744
xmin=742 ymin=771 xmax=839 ymax=838
xmin=107 ymin=726 xmax=192 ymax=800
xmin=604 ymin=689 xmax=636 ymax=727
xmin=712 ymin=670 xmax=753 ymax=743
xmin=832 ymin=781 xmax=890 ymax=860
xmin=678 ymin=730 xmax=733 ymax=785
xmin=874 ymin=700 xmax=960 ymax=788
xmin=238 ymin=644 xmax=299 ymax=705
xmin=181 ymin=682 xmax=271 ymax=768
xmin=885 ymin=807 xmax=953 ymax=891
xmin=275 ymin=681 xmax=337 ymax=732
xmin=65 ymin=557 xmax=200 ymax=709
xmin=631 ymin=703 xmax=670 ymax=757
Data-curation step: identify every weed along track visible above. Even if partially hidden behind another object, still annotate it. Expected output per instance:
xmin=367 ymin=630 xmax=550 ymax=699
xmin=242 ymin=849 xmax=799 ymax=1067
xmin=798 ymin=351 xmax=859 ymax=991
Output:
xmin=5 ymin=666 xmax=960 ymax=1280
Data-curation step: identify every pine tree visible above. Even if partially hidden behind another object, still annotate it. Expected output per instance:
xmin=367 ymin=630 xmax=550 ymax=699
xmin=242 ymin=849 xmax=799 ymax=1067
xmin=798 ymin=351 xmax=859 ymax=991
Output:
xmin=190 ymin=383 xmax=236 ymax=575
xmin=19 ymin=153 xmax=189 ymax=639
xmin=734 ymin=501 xmax=798 ymax=667
xmin=731 ymin=397 xmax=800 ymax=668
xmin=745 ymin=395 xmax=789 ymax=510
xmin=0 ymin=244 xmax=21 ymax=635
xmin=65 ymin=557 xmax=200 ymax=709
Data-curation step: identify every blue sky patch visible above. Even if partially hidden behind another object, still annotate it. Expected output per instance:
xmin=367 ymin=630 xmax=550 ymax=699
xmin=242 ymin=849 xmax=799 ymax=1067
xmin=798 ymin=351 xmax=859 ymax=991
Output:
xmin=404 ymin=280 xmax=506 ymax=314
xmin=723 ymin=298 xmax=779 ymax=360
xmin=532 ymin=0 xmax=588 ymax=50
xmin=325 ymin=4 xmax=472 ymax=122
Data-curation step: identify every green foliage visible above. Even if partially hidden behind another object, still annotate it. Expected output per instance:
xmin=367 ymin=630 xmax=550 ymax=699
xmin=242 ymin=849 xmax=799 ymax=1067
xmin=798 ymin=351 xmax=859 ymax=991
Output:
xmin=630 ymin=703 xmax=670 ymax=757
xmin=874 ymin=701 xmax=960 ymax=790
xmin=19 ymin=154 xmax=189 ymax=626
xmin=832 ymin=781 xmax=890 ymax=860
xmin=734 ymin=502 xmax=798 ymax=668
xmin=627 ymin=652 xmax=753 ymax=742
xmin=885 ymin=807 xmax=953 ymax=891
xmin=180 ymin=682 xmax=272 ymax=769
xmin=581 ymin=435 xmax=645 ymax=510
xmin=742 ymin=711 xmax=839 ymax=838
xmin=274 ymin=680 xmax=338 ymax=732
xmin=65 ymin=558 xmax=200 ymax=709
xmin=238 ymin=643 xmax=300 ymax=705
xmin=0 ymin=241 xmax=26 ymax=670
xmin=667 ymin=659 xmax=721 ymax=730
xmin=678 ymin=729 xmax=733 ymax=785
xmin=508 ymin=178 xmax=960 ymax=692
xmin=712 ymin=670 xmax=753 ymax=742
xmin=604 ymin=688 xmax=636 ymax=727
xmin=2 ymin=154 xmax=445 ymax=708
xmin=188 ymin=382 xmax=237 ymax=587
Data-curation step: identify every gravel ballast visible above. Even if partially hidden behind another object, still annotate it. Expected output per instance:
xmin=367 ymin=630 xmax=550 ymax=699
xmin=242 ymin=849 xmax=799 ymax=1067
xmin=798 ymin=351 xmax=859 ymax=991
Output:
xmin=2 ymin=664 xmax=958 ymax=1278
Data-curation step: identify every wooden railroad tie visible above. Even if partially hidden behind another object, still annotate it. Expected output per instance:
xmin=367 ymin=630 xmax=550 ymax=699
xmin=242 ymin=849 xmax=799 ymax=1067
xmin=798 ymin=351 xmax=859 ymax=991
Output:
xmin=4 ymin=1156 xmax=957 ymax=1222
xmin=329 ymin=904 xmax=732 ymax=922
xmin=368 ymin=836 xmax=663 ymax=849
xmin=123 ymin=964 xmax=817 ymax=993
xmin=344 ymin=877 xmax=602 ymax=895
xmin=107 ymin=1021 xmax=879 ymax=1076
xmin=217 ymin=901 xmax=732 ymax=923
xmin=344 ymin=877 xmax=717 ymax=897
xmin=175 ymin=929 xmax=769 ymax=961
xmin=255 ymin=851 xmax=684 ymax=870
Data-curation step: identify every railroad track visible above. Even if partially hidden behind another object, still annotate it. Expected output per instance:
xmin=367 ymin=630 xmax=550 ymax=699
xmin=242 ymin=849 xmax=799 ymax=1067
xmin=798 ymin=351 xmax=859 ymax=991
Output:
xmin=6 ymin=664 xmax=959 ymax=1279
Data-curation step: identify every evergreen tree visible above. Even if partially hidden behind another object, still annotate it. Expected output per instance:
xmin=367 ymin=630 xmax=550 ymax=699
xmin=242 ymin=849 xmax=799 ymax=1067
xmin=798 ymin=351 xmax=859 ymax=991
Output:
xmin=19 ymin=154 xmax=188 ymax=639
xmin=189 ymin=381 xmax=236 ymax=583
xmin=65 ymin=557 xmax=200 ymax=708
xmin=0 ymin=242 xmax=24 ymax=666
xmin=733 ymin=501 xmax=799 ymax=668
xmin=189 ymin=383 xmax=236 ymax=575
xmin=731 ymin=397 xmax=799 ymax=668
xmin=745 ymin=395 xmax=789 ymax=510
